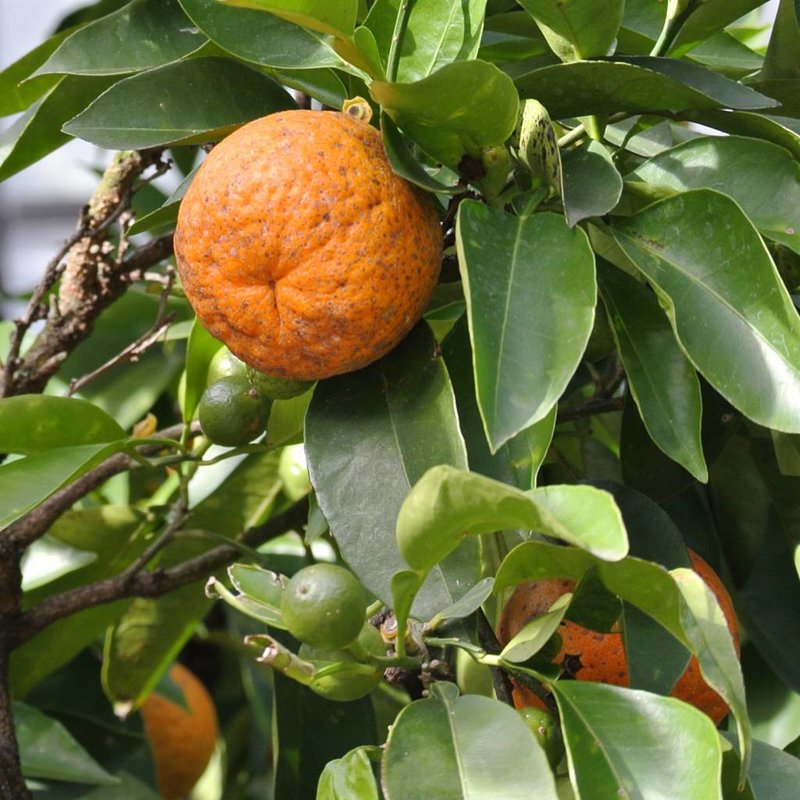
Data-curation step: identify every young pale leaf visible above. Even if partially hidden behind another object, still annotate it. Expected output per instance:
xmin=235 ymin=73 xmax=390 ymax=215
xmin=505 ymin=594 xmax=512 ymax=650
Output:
xmin=36 ymin=0 xmax=204 ymax=76
xmin=0 ymin=442 xmax=125 ymax=531
xmin=612 ymin=189 xmax=800 ymax=434
xmin=597 ymin=262 xmax=707 ymax=482
xmin=429 ymin=577 xmax=495 ymax=627
xmin=383 ymin=682 xmax=559 ymax=800
xmin=628 ymin=136 xmax=800 ymax=254
xmin=364 ymin=0 xmax=487 ymax=82
xmin=456 ymin=203 xmax=596 ymax=451
xmin=396 ymin=466 xmax=628 ymax=572
xmin=519 ymin=0 xmax=624 ymax=61
xmin=180 ymin=0 xmax=347 ymax=70
xmin=371 ymin=60 xmax=519 ymax=168
xmin=673 ymin=568 xmax=750 ymax=777
xmin=14 ymin=702 xmax=118 ymax=784
xmin=561 ymin=140 xmax=623 ymax=226
xmin=63 ymin=57 xmax=295 ymax=149
xmin=305 ymin=323 xmax=476 ymax=621
xmin=515 ymin=57 xmax=778 ymax=118
xmin=554 ymin=682 xmax=723 ymax=800
xmin=206 ymin=576 xmax=286 ymax=628
xmin=0 ymin=395 xmax=125 ymax=454
xmin=218 ymin=0 xmax=358 ymax=38
xmin=0 ymin=75 xmax=116 ymax=182
xmin=501 ymin=592 xmax=571 ymax=663
xmin=317 ymin=747 xmax=380 ymax=800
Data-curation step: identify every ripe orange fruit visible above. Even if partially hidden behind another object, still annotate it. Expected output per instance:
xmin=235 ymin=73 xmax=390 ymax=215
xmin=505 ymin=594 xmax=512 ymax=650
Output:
xmin=497 ymin=550 xmax=740 ymax=724
xmin=174 ymin=110 xmax=442 ymax=381
xmin=140 ymin=663 xmax=218 ymax=800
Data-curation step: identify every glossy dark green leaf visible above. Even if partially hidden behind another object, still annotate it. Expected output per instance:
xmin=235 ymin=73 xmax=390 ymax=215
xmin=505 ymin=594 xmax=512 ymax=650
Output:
xmin=371 ymin=60 xmax=519 ymax=168
xmin=629 ymin=136 xmax=800 ymax=254
xmin=63 ymin=57 xmax=295 ymax=149
xmin=316 ymin=747 xmax=380 ymax=800
xmin=383 ymin=682 xmax=559 ymax=800
xmin=688 ymin=32 xmax=764 ymax=80
xmin=671 ymin=0 xmax=768 ymax=53
xmin=0 ymin=29 xmax=68 ymax=116
xmin=180 ymin=0 xmax=346 ymax=69
xmin=272 ymin=668 xmax=376 ymax=800
xmin=515 ymin=57 xmax=778 ymax=118
xmin=760 ymin=0 xmax=800 ymax=81
xmin=554 ymin=682 xmax=722 ymax=800
xmin=305 ymin=324 xmax=477 ymax=620
xmin=456 ymin=203 xmax=596 ymax=450
xmin=36 ymin=0 xmax=204 ymax=76
xmin=14 ymin=701 xmax=118 ymax=784
xmin=519 ymin=0 xmax=624 ymax=61
xmin=0 ymin=395 xmax=125 ymax=454
xmin=397 ymin=466 xmax=629 ymax=570
xmin=442 ymin=316 xmax=555 ymax=489
xmin=0 ymin=442 xmax=124 ymax=531
xmin=0 ymin=75 xmax=116 ymax=181
xmin=219 ymin=0 xmax=358 ymax=38
xmin=686 ymin=110 xmax=800 ymax=160
xmin=598 ymin=262 xmax=707 ymax=481
xmin=381 ymin=113 xmax=463 ymax=194
xmin=612 ymin=190 xmax=800 ymax=434
xmin=364 ymin=0 xmax=486 ymax=82
xmin=561 ymin=139 xmax=623 ymax=226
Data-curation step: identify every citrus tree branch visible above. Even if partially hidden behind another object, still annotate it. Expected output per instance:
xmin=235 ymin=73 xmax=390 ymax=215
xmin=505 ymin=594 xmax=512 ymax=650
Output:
xmin=15 ymin=497 xmax=310 ymax=646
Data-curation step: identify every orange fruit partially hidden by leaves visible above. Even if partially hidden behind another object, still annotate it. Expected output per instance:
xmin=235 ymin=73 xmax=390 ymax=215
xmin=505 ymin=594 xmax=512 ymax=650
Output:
xmin=140 ymin=663 xmax=218 ymax=800
xmin=497 ymin=549 xmax=740 ymax=724
xmin=174 ymin=109 xmax=442 ymax=381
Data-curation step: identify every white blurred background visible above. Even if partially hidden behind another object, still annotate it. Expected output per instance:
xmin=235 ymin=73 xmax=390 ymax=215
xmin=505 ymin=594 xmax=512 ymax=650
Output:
xmin=0 ymin=0 xmax=782 ymax=320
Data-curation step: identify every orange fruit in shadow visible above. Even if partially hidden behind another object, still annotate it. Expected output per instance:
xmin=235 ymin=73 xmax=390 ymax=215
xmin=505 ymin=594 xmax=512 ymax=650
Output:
xmin=174 ymin=110 xmax=442 ymax=381
xmin=497 ymin=550 xmax=740 ymax=724
xmin=140 ymin=663 xmax=218 ymax=800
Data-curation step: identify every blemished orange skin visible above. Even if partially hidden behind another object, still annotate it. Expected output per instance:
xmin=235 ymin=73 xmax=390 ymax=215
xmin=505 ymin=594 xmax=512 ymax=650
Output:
xmin=497 ymin=550 xmax=740 ymax=724
xmin=174 ymin=110 xmax=443 ymax=381
xmin=140 ymin=663 xmax=218 ymax=800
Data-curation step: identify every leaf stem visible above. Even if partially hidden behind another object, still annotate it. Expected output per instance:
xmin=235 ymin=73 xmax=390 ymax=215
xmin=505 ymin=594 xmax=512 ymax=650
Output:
xmin=386 ymin=0 xmax=412 ymax=82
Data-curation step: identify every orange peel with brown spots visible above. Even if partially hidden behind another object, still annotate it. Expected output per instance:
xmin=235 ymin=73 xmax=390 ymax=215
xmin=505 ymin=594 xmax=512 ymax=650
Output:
xmin=497 ymin=549 xmax=740 ymax=724
xmin=174 ymin=110 xmax=442 ymax=381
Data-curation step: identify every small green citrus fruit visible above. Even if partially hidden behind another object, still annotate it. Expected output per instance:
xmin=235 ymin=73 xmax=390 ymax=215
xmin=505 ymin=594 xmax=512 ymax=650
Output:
xmin=518 ymin=706 xmax=564 ymax=770
xmin=282 ymin=563 xmax=366 ymax=649
xmin=197 ymin=376 xmax=271 ymax=447
xmin=207 ymin=346 xmax=248 ymax=383
xmin=246 ymin=366 xmax=314 ymax=400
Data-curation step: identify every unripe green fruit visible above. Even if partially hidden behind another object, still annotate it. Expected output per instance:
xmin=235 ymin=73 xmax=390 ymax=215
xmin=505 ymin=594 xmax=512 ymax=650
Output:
xmin=278 ymin=444 xmax=311 ymax=501
xmin=246 ymin=366 xmax=314 ymax=400
xmin=197 ymin=376 xmax=271 ymax=447
xmin=207 ymin=346 xmax=248 ymax=383
xmin=518 ymin=706 xmax=565 ymax=770
xmin=282 ymin=563 xmax=366 ymax=649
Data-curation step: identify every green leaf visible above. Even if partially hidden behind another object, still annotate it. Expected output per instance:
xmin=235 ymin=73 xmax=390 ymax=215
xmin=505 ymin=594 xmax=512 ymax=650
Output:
xmin=554 ymin=682 xmax=722 ymax=800
xmin=760 ymin=0 xmax=800 ymax=82
xmin=519 ymin=0 xmax=624 ymax=61
xmin=671 ymin=0 xmax=768 ymax=54
xmin=14 ymin=701 xmax=118 ymax=784
xmin=305 ymin=324 xmax=477 ymax=620
xmin=442 ymin=316 xmax=555 ymax=489
xmin=180 ymin=316 xmax=223 ymax=423
xmin=316 ymin=747 xmax=380 ymax=800
xmin=63 ymin=57 xmax=295 ymax=149
xmin=561 ymin=140 xmax=622 ymax=226
xmin=180 ymin=0 xmax=347 ymax=69
xmin=364 ymin=0 xmax=487 ymax=82
xmin=396 ymin=466 xmax=629 ymax=571
xmin=734 ymin=736 xmax=800 ymax=799
xmin=431 ymin=577 xmax=495 ymax=625
xmin=515 ymin=98 xmax=562 ymax=191
xmin=0 ymin=29 xmax=69 ymax=116
xmin=383 ymin=683 xmax=559 ymax=800
xmin=771 ymin=431 xmax=800 ymax=477
xmin=597 ymin=262 xmax=707 ymax=481
xmin=673 ymin=567 xmax=751 ymax=776
xmin=0 ymin=442 xmax=124 ymax=531
xmin=456 ymin=203 xmax=596 ymax=450
xmin=612 ymin=190 xmax=800 ymax=434
xmin=36 ymin=0 xmax=205 ymax=76
xmin=628 ymin=135 xmax=800 ymax=254
xmin=206 ymin=562 xmax=286 ymax=627
xmin=0 ymin=395 xmax=125 ymax=454
xmin=219 ymin=0 xmax=358 ymax=38
xmin=127 ymin=167 xmax=194 ymax=235
xmin=515 ymin=57 xmax=778 ymax=118
xmin=0 ymin=75 xmax=116 ymax=181
xmin=501 ymin=592 xmax=571 ymax=662
xmin=371 ymin=60 xmax=519 ymax=168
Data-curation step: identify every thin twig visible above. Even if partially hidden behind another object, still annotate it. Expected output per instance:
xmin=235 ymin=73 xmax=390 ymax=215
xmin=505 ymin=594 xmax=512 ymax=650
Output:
xmin=556 ymin=395 xmax=625 ymax=424
xmin=16 ymin=497 xmax=310 ymax=645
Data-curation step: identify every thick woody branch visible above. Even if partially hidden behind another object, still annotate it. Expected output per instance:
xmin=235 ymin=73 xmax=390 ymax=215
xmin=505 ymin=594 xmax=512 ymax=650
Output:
xmin=17 ymin=497 xmax=310 ymax=645
xmin=1 ymin=149 xmax=172 ymax=399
